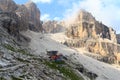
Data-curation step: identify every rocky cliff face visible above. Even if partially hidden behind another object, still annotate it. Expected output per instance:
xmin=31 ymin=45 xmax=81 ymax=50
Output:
xmin=0 ymin=11 xmax=31 ymax=45
xmin=43 ymin=20 xmax=65 ymax=33
xmin=0 ymin=0 xmax=42 ymax=32
xmin=66 ymin=10 xmax=117 ymax=43
xmin=65 ymin=39 xmax=120 ymax=56
xmin=16 ymin=5 xmax=29 ymax=31
xmin=0 ymin=12 xmax=19 ymax=36
xmin=65 ymin=10 xmax=119 ymax=63
xmin=25 ymin=1 xmax=42 ymax=32
xmin=117 ymin=34 xmax=120 ymax=44
xmin=0 ymin=0 xmax=17 ymax=12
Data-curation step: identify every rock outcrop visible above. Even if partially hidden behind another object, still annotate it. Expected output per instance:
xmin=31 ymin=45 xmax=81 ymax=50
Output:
xmin=0 ymin=0 xmax=42 ymax=32
xmin=0 ymin=11 xmax=31 ymax=45
xmin=43 ymin=20 xmax=65 ymax=33
xmin=65 ymin=10 xmax=119 ymax=64
xmin=0 ymin=0 xmax=17 ymax=12
xmin=65 ymin=39 xmax=120 ymax=56
xmin=16 ymin=5 xmax=29 ymax=31
xmin=117 ymin=34 xmax=120 ymax=44
xmin=66 ymin=10 xmax=117 ymax=43
xmin=25 ymin=1 xmax=42 ymax=32
xmin=0 ymin=11 xmax=20 ymax=36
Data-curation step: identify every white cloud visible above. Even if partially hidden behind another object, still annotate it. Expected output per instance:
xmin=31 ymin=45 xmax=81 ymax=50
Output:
xmin=53 ymin=17 xmax=60 ymax=21
xmin=31 ymin=0 xmax=52 ymax=3
xmin=57 ymin=0 xmax=69 ymax=6
xmin=64 ymin=0 xmax=120 ymax=33
xmin=41 ymin=14 xmax=50 ymax=21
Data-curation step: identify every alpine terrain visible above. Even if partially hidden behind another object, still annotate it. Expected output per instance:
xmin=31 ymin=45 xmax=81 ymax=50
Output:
xmin=0 ymin=0 xmax=120 ymax=80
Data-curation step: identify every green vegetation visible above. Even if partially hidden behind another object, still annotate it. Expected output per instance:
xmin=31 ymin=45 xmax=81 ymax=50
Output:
xmin=17 ymin=49 xmax=27 ymax=54
xmin=44 ymin=61 xmax=84 ymax=80
xmin=11 ymin=76 xmax=22 ymax=80
xmin=17 ymin=49 xmax=33 ymax=56
xmin=32 ymin=57 xmax=43 ymax=62
xmin=0 ymin=77 xmax=6 ymax=80
xmin=3 ymin=44 xmax=34 ymax=56
xmin=16 ymin=58 xmax=30 ymax=63
xmin=3 ymin=44 xmax=16 ymax=52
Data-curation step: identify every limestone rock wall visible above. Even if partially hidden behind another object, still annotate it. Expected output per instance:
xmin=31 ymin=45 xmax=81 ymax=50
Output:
xmin=0 ymin=12 xmax=20 ymax=36
xmin=0 ymin=0 xmax=17 ymax=12
xmin=65 ymin=10 xmax=119 ymax=63
xmin=42 ymin=20 xmax=65 ymax=33
xmin=0 ymin=0 xmax=42 ymax=32
xmin=25 ymin=1 xmax=42 ymax=32
xmin=117 ymin=34 xmax=120 ymax=44
xmin=16 ymin=5 xmax=29 ymax=31
xmin=66 ymin=10 xmax=117 ymax=43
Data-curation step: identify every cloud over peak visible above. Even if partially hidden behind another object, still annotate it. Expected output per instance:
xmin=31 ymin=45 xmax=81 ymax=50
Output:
xmin=63 ymin=0 xmax=120 ymax=33
xmin=41 ymin=14 xmax=50 ymax=21
xmin=30 ymin=0 xmax=52 ymax=3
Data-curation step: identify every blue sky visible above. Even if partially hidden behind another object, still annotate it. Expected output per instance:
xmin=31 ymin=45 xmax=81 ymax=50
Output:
xmin=13 ymin=0 xmax=120 ymax=33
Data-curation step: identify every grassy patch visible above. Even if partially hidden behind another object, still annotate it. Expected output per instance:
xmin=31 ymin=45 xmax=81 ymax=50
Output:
xmin=44 ymin=61 xmax=84 ymax=80
xmin=3 ymin=44 xmax=16 ymax=52
xmin=17 ymin=49 xmax=27 ymax=54
xmin=16 ymin=58 xmax=30 ymax=63
xmin=32 ymin=57 xmax=43 ymax=62
xmin=3 ymin=44 xmax=34 ymax=56
xmin=0 ymin=77 xmax=6 ymax=80
xmin=17 ymin=49 xmax=34 ymax=56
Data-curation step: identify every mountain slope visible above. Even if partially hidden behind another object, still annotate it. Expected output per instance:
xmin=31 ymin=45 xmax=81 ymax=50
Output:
xmin=23 ymin=31 xmax=120 ymax=80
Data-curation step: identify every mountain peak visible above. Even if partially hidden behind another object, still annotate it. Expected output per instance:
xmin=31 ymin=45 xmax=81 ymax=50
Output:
xmin=76 ymin=10 xmax=95 ymax=23
xmin=25 ymin=0 xmax=36 ymax=7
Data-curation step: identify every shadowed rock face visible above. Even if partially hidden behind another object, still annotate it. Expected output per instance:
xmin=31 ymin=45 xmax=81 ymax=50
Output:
xmin=0 ymin=0 xmax=42 ymax=32
xmin=0 ymin=11 xmax=31 ymax=44
xmin=16 ymin=5 xmax=29 ymax=31
xmin=25 ymin=1 xmax=42 ymax=32
xmin=0 ymin=0 xmax=18 ymax=12
xmin=0 ymin=0 xmax=43 ymax=43
xmin=0 ymin=12 xmax=20 ymax=36
xmin=117 ymin=34 xmax=120 ymax=44
xmin=42 ymin=21 xmax=65 ymax=33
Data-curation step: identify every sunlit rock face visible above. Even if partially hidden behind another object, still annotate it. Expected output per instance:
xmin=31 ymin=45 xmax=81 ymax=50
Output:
xmin=65 ymin=10 xmax=119 ymax=63
xmin=66 ymin=10 xmax=117 ymax=43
